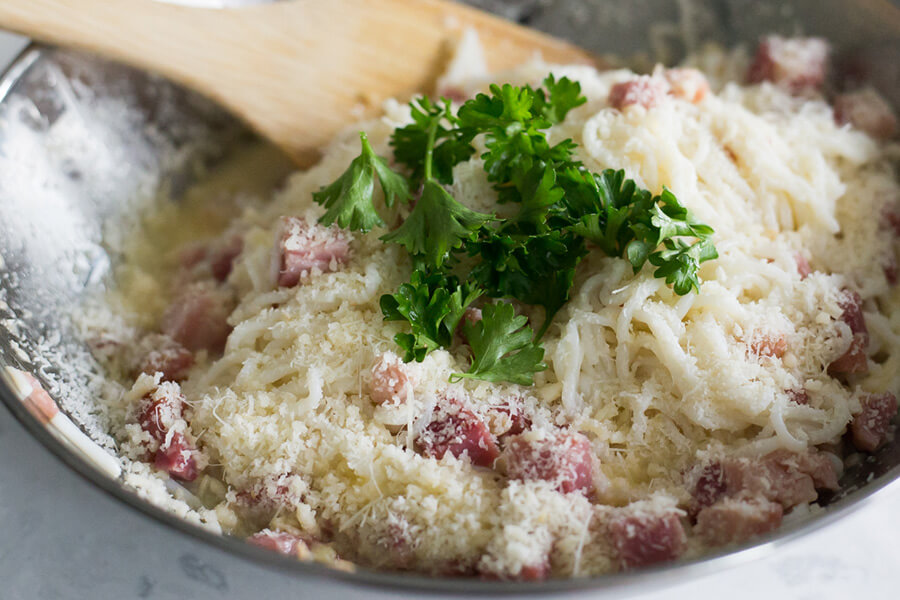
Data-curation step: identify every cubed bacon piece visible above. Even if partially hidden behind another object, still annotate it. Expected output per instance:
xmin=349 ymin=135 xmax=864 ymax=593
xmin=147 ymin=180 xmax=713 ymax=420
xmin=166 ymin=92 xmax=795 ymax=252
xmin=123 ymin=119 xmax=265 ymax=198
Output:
xmin=828 ymin=335 xmax=868 ymax=375
xmin=748 ymin=334 xmax=787 ymax=358
xmin=690 ymin=462 xmax=727 ymax=516
xmin=137 ymin=380 xmax=199 ymax=481
xmin=154 ymin=431 xmax=198 ymax=481
xmin=438 ymin=86 xmax=471 ymax=104
xmin=760 ymin=451 xmax=829 ymax=508
xmin=694 ymin=498 xmax=783 ymax=547
xmin=767 ymin=449 xmax=840 ymax=492
xmin=885 ymin=254 xmax=899 ymax=287
xmin=137 ymin=336 xmax=194 ymax=383
xmin=609 ymin=508 xmax=687 ymax=570
xmin=828 ymin=290 xmax=869 ymax=375
xmin=884 ymin=205 xmax=900 ymax=237
xmin=209 ymin=234 xmax=244 ymax=282
xmin=247 ymin=529 xmax=308 ymax=557
xmin=177 ymin=233 xmax=243 ymax=284
xmin=794 ymin=253 xmax=812 ymax=279
xmin=490 ymin=398 xmax=532 ymax=440
xmin=415 ymin=396 xmax=499 ymax=468
xmin=161 ymin=282 xmax=233 ymax=354
xmin=691 ymin=450 xmax=839 ymax=512
xmin=369 ymin=351 xmax=415 ymax=405
xmin=747 ymin=36 xmax=829 ymax=94
xmin=236 ymin=473 xmax=304 ymax=511
xmin=518 ymin=561 xmax=551 ymax=581
xmin=273 ymin=216 xmax=350 ymax=288
xmin=850 ymin=392 xmax=897 ymax=452
xmin=608 ymin=76 xmax=669 ymax=110
xmin=137 ymin=381 xmax=185 ymax=444
xmin=463 ymin=306 xmax=483 ymax=326
xmin=504 ymin=430 xmax=593 ymax=495
xmin=834 ymin=89 xmax=897 ymax=140
xmin=664 ymin=68 xmax=710 ymax=103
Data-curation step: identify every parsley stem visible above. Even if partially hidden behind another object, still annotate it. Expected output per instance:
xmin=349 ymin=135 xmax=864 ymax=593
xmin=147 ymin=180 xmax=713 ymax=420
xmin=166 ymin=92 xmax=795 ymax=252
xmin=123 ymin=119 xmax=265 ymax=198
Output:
xmin=423 ymin=118 xmax=439 ymax=183
xmin=534 ymin=312 xmax=554 ymax=341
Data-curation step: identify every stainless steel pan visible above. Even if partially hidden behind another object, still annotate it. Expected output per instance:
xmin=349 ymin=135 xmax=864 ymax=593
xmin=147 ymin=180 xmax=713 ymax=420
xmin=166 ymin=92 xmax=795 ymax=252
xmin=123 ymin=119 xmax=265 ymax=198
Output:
xmin=1 ymin=1 xmax=899 ymax=596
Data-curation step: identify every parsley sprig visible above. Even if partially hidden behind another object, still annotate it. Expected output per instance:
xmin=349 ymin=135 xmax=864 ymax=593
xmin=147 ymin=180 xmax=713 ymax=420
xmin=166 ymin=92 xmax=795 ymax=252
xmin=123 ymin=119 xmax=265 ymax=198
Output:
xmin=314 ymin=76 xmax=718 ymax=385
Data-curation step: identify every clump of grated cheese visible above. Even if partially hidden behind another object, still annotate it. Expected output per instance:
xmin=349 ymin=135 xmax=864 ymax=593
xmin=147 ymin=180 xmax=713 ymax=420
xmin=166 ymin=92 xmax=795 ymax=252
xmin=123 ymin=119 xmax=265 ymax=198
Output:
xmin=84 ymin=45 xmax=900 ymax=578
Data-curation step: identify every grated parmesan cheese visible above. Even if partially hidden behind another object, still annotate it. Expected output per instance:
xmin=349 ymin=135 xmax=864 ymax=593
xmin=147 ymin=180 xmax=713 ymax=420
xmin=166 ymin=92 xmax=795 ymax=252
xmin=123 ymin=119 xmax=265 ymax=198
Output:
xmin=78 ymin=44 xmax=900 ymax=578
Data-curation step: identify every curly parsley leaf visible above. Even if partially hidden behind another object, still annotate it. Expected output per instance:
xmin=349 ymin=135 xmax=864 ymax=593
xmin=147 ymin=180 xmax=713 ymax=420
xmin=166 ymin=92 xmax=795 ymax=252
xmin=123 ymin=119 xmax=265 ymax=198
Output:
xmin=313 ymin=132 xmax=408 ymax=232
xmin=391 ymin=97 xmax=475 ymax=186
xmin=649 ymin=238 xmax=718 ymax=295
xmin=533 ymin=74 xmax=587 ymax=124
xmin=452 ymin=302 xmax=546 ymax=385
xmin=380 ymin=270 xmax=482 ymax=362
xmin=469 ymin=229 xmax=586 ymax=337
xmin=381 ymin=180 xmax=493 ymax=268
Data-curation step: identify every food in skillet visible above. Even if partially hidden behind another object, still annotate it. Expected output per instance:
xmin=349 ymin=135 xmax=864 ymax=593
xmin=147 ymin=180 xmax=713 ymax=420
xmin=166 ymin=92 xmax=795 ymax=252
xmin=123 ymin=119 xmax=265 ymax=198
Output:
xmin=78 ymin=35 xmax=900 ymax=578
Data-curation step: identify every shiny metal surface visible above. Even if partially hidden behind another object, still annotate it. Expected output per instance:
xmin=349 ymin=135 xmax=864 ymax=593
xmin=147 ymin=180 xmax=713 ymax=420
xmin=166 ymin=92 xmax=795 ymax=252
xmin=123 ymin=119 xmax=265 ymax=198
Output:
xmin=0 ymin=1 xmax=899 ymax=596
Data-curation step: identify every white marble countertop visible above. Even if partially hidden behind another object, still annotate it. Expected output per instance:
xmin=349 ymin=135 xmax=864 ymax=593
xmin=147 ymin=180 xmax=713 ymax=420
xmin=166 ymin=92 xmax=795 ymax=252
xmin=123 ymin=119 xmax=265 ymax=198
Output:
xmin=1 ymin=27 xmax=899 ymax=600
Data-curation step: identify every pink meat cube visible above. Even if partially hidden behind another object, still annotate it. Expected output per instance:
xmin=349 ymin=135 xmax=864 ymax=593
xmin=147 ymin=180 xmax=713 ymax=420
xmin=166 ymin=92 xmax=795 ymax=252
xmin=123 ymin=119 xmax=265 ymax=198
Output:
xmin=503 ymin=430 xmax=593 ymax=495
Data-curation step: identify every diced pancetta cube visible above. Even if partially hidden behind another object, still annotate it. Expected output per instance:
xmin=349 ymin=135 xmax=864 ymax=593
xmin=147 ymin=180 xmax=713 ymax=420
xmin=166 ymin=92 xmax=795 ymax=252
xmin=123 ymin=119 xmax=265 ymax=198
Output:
xmin=138 ymin=381 xmax=186 ymax=444
xmin=747 ymin=36 xmax=829 ymax=94
xmin=608 ymin=76 xmax=669 ymax=110
xmin=504 ymin=430 xmax=593 ymax=495
xmin=664 ymin=68 xmax=710 ymax=103
xmin=767 ymin=449 xmax=840 ymax=492
xmin=273 ymin=216 xmax=350 ymax=288
xmin=369 ymin=351 xmax=415 ymax=405
xmin=748 ymin=334 xmax=787 ymax=358
xmin=154 ymin=432 xmax=198 ymax=481
xmin=518 ymin=561 xmax=551 ymax=581
xmin=690 ymin=450 xmax=838 ymax=513
xmin=209 ymin=234 xmax=244 ymax=282
xmin=463 ymin=306 xmax=483 ymax=326
xmin=414 ymin=396 xmax=499 ymax=468
xmin=761 ymin=450 xmax=837 ymax=508
xmin=489 ymin=397 xmax=532 ymax=440
xmin=177 ymin=233 xmax=243 ymax=284
xmin=137 ymin=380 xmax=199 ymax=481
xmin=828 ymin=335 xmax=868 ymax=375
xmin=794 ymin=253 xmax=812 ymax=279
xmin=236 ymin=473 xmax=304 ymax=513
xmin=884 ymin=205 xmax=900 ymax=237
xmin=834 ymin=89 xmax=897 ymax=140
xmin=690 ymin=462 xmax=727 ymax=516
xmin=608 ymin=508 xmax=687 ymax=570
xmin=885 ymin=254 xmax=899 ymax=287
xmin=247 ymin=529 xmax=308 ymax=557
xmin=694 ymin=498 xmax=783 ymax=547
xmin=850 ymin=392 xmax=897 ymax=452
xmin=161 ymin=282 xmax=233 ymax=354
xmin=828 ymin=290 xmax=869 ymax=375
xmin=137 ymin=336 xmax=194 ymax=383
xmin=438 ymin=86 xmax=471 ymax=104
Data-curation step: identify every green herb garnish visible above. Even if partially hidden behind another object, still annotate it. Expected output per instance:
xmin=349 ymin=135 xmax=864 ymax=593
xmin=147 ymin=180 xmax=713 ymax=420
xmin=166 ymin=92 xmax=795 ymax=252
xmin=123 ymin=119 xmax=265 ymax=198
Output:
xmin=314 ymin=76 xmax=717 ymax=384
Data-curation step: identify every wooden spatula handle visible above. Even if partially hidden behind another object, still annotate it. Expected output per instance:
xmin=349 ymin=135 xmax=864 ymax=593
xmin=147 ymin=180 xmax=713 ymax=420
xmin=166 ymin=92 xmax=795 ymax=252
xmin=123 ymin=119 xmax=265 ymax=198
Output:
xmin=0 ymin=0 xmax=595 ymax=164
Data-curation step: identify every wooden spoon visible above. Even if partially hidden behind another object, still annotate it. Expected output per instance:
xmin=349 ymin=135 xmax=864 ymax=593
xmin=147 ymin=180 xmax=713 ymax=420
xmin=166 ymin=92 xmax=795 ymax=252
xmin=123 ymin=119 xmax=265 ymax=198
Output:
xmin=0 ymin=0 xmax=594 ymax=165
